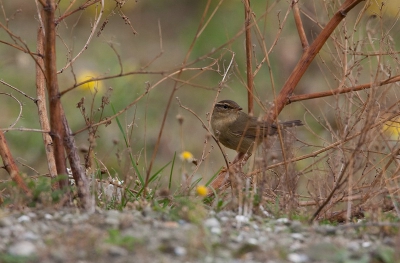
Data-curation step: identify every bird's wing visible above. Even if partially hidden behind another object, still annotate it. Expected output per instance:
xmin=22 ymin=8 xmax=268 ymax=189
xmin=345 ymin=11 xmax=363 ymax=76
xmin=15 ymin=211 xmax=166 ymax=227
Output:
xmin=229 ymin=117 xmax=278 ymax=139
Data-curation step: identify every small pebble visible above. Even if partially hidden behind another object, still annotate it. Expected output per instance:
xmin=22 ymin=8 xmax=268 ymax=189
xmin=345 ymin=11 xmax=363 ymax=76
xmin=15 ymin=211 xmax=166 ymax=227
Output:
xmin=107 ymin=245 xmax=129 ymax=257
xmin=44 ymin=213 xmax=53 ymax=220
xmin=174 ymin=246 xmax=187 ymax=256
xmin=8 ymin=241 xmax=36 ymax=256
xmin=17 ymin=215 xmax=31 ymax=223
xmin=288 ymin=253 xmax=309 ymax=263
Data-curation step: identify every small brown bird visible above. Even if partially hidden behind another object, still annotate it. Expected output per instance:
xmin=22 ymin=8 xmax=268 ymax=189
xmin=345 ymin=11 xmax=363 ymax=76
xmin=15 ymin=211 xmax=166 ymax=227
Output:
xmin=211 ymin=100 xmax=303 ymax=154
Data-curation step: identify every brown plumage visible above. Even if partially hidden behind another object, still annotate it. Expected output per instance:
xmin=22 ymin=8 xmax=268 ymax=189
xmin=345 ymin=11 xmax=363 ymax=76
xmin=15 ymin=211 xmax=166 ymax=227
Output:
xmin=211 ymin=100 xmax=303 ymax=154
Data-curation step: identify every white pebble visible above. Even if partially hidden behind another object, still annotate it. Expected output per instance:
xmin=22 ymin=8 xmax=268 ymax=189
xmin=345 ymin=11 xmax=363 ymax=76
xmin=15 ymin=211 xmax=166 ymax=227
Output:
xmin=17 ymin=215 xmax=31 ymax=223
xmin=287 ymin=253 xmax=309 ymax=263
xmin=8 ymin=241 xmax=36 ymax=256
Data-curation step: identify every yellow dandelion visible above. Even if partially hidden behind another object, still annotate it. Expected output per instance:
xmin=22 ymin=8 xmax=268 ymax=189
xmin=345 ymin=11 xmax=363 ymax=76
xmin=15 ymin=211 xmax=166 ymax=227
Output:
xmin=366 ymin=0 xmax=400 ymax=18
xmin=77 ymin=71 xmax=104 ymax=93
xmin=180 ymin=151 xmax=194 ymax=162
xmin=382 ymin=118 xmax=400 ymax=139
xmin=196 ymin=185 xmax=208 ymax=197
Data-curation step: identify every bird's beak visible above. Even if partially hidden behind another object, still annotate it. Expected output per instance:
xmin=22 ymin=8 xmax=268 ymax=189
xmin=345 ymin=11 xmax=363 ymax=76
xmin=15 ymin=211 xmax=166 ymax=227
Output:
xmin=238 ymin=107 xmax=243 ymax=111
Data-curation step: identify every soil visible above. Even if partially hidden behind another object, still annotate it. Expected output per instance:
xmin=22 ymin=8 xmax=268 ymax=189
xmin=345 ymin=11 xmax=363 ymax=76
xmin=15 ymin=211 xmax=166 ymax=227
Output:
xmin=0 ymin=207 xmax=398 ymax=263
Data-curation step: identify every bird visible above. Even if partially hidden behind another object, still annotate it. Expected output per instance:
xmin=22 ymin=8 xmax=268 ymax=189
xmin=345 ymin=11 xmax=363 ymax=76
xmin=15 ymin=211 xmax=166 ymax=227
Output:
xmin=211 ymin=100 xmax=303 ymax=154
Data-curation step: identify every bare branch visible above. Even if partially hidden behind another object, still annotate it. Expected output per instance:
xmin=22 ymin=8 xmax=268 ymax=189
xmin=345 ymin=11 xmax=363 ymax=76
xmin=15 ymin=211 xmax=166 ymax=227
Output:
xmin=36 ymin=27 xmax=58 ymax=187
xmin=0 ymin=130 xmax=31 ymax=196
xmin=266 ymin=0 xmax=365 ymax=122
xmin=288 ymin=75 xmax=400 ymax=103
xmin=57 ymin=0 xmax=104 ymax=73
xmin=0 ymin=93 xmax=22 ymax=130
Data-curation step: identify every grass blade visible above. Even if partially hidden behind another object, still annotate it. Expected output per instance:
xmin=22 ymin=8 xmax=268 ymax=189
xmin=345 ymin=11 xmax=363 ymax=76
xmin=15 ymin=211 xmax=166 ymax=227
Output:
xmin=111 ymin=103 xmax=144 ymax=185
xmin=169 ymin=152 xmax=176 ymax=190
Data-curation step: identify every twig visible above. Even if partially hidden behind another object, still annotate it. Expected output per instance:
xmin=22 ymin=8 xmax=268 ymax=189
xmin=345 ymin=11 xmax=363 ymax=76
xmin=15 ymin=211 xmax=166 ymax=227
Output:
xmin=57 ymin=0 xmax=104 ymax=73
xmin=0 ymin=93 xmax=22 ymax=130
xmin=35 ymin=0 xmax=45 ymax=34
xmin=292 ymin=0 xmax=309 ymax=49
xmin=140 ymin=19 xmax=164 ymax=70
xmin=0 ymin=80 xmax=37 ymax=102
xmin=0 ymin=128 xmax=49 ymax=133
xmin=108 ymin=42 xmax=123 ymax=75
xmin=55 ymin=0 xmax=101 ymax=24
xmin=287 ymin=75 xmax=400 ymax=103
xmin=72 ymin=62 xmax=218 ymax=135
xmin=266 ymin=0 xmax=365 ymax=122
xmin=176 ymin=97 xmax=230 ymax=170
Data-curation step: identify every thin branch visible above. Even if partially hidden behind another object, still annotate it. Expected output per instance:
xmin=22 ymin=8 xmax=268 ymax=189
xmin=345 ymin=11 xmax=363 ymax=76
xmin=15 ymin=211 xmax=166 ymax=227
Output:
xmin=35 ymin=0 xmax=45 ymax=34
xmin=72 ymin=62 xmax=218 ymax=135
xmin=0 ymin=39 xmax=39 ymax=55
xmin=0 ymin=130 xmax=31 ymax=196
xmin=57 ymin=0 xmax=104 ymax=73
xmin=55 ymin=0 xmax=101 ymax=24
xmin=0 ymin=80 xmax=37 ymax=102
xmin=0 ymin=128 xmax=49 ymax=133
xmin=287 ymin=75 xmax=400 ymax=104
xmin=292 ymin=0 xmax=309 ymax=49
xmin=37 ymin=0 xmax=46 ymax=6
xmin=176 ymin=97 xmax=230 ymax=170
xmin=252 ymin=112 xmax=398 ymax=173
xmin=140 ymin=19 xmax=164 ymax=70
xmin=266 ymin=0 xmax=365 ymax=122
xmin=244 ymin=0 xmax=254 ymax=115
xmin=0 ymin=93 xmax=22 ymax=130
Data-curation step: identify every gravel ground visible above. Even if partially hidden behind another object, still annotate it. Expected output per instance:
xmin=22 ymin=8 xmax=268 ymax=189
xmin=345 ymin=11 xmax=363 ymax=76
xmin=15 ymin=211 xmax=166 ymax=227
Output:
xmin=0 ymin=207 xmax=398 ymax=263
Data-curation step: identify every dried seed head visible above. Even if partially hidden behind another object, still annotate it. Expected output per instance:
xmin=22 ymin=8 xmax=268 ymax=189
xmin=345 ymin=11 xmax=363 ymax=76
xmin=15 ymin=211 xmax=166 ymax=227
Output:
xmin=176 ymin=114 xmax=184 ymax=125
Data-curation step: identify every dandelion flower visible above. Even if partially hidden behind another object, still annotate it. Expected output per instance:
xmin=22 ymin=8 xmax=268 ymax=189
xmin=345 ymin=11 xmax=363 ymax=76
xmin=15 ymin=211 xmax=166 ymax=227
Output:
xmin=382 ymin=118 xmax=400 ymax=139
xmin=196 ymin=185 xmax=208 ymax=197
xmin=180 ymin=151 xmax=194 ymax=162
xmin=77 ymin=70 xmax=104 ymax=93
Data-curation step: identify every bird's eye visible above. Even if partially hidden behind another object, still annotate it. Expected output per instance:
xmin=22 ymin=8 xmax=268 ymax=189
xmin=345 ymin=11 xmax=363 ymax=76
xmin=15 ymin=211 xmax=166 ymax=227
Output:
xmin=223 ymin=105 xmax=228 ymax=109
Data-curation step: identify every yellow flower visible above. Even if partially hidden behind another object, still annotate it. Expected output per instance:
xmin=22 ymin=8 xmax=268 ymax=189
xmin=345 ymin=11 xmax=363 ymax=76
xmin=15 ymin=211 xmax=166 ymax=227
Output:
xmin=77 ymin=71 xmax=104 ymax=93
xmin=382 ymin=118 xmax=400 ymax=139
xmin=180 ymin=151 xmax=194 ymax=162
xmin=366 ymin=0 xmax=400 ymax=17
xmin=196 ymin=185 xmax=208 ymax=197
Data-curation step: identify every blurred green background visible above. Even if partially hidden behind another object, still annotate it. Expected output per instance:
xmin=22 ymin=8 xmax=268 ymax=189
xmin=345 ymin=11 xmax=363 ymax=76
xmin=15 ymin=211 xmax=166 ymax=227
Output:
xmin=1 ymin=0 xmax=399 ymax=191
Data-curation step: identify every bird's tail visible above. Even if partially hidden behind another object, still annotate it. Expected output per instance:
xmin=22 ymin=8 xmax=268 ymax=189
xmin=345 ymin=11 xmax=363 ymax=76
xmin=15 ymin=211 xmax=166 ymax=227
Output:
xmin=280 ymin=120 xmax=303 ymax=127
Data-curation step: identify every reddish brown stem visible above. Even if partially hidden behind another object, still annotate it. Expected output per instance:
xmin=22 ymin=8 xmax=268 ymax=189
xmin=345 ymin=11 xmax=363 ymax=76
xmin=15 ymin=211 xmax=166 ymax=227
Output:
xmin=288 ymin=75 xmax=400 ymax=104
xmin=266 ymin=0 xmax=365 ymax=122
xmin=292 ymin=0 xmax=308 ymax=50
xmin=43 ymin=0 xmax=68 ymax=188
xmin=36 ymin=28 xmax=58 ymax=190
xmin=0 ymin=130 xmax=31 ymax=196
xmin=244 ymin=0 xmax=254 ymax=115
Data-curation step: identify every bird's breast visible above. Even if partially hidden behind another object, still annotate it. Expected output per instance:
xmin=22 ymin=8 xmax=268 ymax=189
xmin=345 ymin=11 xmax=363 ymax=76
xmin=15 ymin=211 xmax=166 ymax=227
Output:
xmin=211 ymin=114 xmax=238 ymax=134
